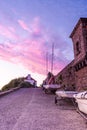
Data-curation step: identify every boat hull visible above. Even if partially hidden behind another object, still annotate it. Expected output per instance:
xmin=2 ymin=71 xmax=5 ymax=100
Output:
xmin=56 ymin=90 xmax=78 ymax=98
xmin=43 ymin=84 xmax=61 ymax=94
xmin=74 ymin=91 xmax=87 ymax=114
xmin=75 ymin=98 xmax=87 ymax=114
xmin=43 ymin=84 xmax=61 ymax=90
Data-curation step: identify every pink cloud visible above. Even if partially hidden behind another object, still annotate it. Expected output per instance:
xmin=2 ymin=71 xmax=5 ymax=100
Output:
xmin=0 ymin=17 xmax=71 ymax=76
xmin=0 ymin=38 xmax=68 ymax=76
xmin=0 ymin=24 xmax=19 ymax=40
xmin=31 ymin=17 xmax=41 ymax=34
xmin=18 ymin=17 xmax=43 ymax=37
xmin=18 ymin=19 xmax=32 ymax=32
xmin=0 ymin=36 xmax=46 ymax=74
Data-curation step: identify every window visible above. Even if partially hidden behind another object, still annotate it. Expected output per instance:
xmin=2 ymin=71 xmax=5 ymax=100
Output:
xmin=85 ymin=36 xmax=87 ymax=48
xmin=76 ymin=41 xmax=80 ymax=55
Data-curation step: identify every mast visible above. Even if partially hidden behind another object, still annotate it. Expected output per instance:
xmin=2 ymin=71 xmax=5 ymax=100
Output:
xmin=51 ymin=42 xmax=54 ymax=73
xmin=46 ymin=52 xmax=48 ymax=74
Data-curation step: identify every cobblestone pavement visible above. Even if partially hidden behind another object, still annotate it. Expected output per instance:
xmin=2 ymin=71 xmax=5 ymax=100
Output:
xmin=0 ymin=88 xmax=86 ymax=130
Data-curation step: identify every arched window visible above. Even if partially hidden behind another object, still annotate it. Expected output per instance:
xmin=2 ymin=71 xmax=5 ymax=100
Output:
xmin=76 ymin=41 xmax=80 ymax=55
xmin=85 ymin=36 xmax=87 ymax=48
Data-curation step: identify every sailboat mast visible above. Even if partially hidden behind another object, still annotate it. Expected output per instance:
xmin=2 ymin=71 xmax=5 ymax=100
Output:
xmin=51 ymin=42 xmax=54 ymax=73
xmin=46 ymin=52 xmax=48 ymax=74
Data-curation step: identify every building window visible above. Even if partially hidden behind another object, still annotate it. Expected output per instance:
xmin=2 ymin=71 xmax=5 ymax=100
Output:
xmin=76 ymin=41 xmax=80 ymax=55
xmin=85 ymin=36 xmax=87 ymax=48
xmin=83 ymin=60 xmax=86 ymax=66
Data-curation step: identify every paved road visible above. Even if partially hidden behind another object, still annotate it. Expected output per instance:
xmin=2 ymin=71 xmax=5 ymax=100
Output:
xmin=0 ymin=88 xmax=86 ymax=130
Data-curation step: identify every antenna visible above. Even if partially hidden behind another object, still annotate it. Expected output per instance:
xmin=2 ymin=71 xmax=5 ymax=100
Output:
xmin=51 ymin=42 xmax=54 ymax=73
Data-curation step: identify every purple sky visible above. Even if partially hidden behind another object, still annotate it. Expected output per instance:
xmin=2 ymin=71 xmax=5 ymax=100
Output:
xmin=0 ymin=0 xmax=87 ymax=87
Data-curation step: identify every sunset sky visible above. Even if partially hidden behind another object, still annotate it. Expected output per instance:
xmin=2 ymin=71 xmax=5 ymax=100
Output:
xmin=0 ymin=0 xmax=87 ymax=88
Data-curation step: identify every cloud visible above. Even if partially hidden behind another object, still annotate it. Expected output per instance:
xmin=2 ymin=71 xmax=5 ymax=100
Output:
xmin=31 ymin=17 xmax=42 ymax=37
xmin=18 ymin=19 xmax=32 ymax=32
xmin=0 ymin=17 xmax=73 ymax=76
xmin=0 ymin=24 xmax=19 ymax=40
xmin=18 ymin=17 xmax=43 ymax=38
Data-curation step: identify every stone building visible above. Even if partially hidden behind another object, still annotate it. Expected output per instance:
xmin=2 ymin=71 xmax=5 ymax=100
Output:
xmin=55 ymin=18 xmax=87 ymax=91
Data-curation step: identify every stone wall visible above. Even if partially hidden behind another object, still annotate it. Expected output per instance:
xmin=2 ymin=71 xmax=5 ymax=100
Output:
xmin=55 ymin=60 xmax=76 ymax=91
xmin=75 ymin=66 xmax=87 ymax=91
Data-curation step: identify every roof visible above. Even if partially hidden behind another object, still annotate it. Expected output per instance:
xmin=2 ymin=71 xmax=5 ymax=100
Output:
xmin=25 ymin=74 xmax=37 ymax=82
xmin=70 ymin=18 xmax=87 ymax=38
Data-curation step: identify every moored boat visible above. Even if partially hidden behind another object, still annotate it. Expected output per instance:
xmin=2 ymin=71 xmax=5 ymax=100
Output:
xmin=55 ymin=90 xmax=78 ymax=104
xmin=43 ymin=84 xmax=61 ymax=93
xmin=74 ymin=91 xmax=87 ymax=114
xmin=55 ymin=90 xmax=78 ymax=98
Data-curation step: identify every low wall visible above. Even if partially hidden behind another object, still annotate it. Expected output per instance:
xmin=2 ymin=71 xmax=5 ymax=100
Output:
xmin=0 ymin=86 xmax=21 ymax=97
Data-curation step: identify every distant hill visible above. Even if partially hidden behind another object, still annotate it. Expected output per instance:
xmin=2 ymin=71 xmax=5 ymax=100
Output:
xmin=1 ymin=77 xmax=34 ymax=91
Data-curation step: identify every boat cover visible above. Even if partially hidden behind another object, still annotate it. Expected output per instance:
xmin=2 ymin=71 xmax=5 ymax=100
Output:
xmin=74 ymin=91 xmax=87 ymax=99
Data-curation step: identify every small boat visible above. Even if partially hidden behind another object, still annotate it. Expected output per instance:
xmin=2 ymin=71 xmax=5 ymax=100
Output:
xmin=55 ymin=90 xmax=78 ymax=104
xmin=55 ymin=90 xmax=78 ymax=98
xmin=74 ymin=91 xmax=87 ymax=114
xmin=43 ymin=84 xmax=61 ymax=94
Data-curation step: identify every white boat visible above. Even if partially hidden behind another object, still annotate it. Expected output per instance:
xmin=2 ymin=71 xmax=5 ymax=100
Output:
xmin=43 ymin=84 xmax=61 ymax=89
xmin=74 ymin=91 xmax=87 ymax=114
xmin=55 ymin=90 xmax=78 ymax=104
xmin=56 ymin=90 xmax=78 ymax=98
xmin=43 ymin=84 xmax=61 ymax=93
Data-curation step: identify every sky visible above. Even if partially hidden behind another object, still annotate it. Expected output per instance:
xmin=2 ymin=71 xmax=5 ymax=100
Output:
xmin=0 ymin=0 xmax=87 ymax=88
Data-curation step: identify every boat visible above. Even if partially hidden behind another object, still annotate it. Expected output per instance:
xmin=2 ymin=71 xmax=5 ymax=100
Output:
xmin=43 ymin=84 xmax=61 ymax=94
xmin=74 ymin=91 xmax=87 ymax=114
xmin=55 ymin=90 xmax=78 ymax=104
xmin=55 ymin=90 xmax=78 ymax=98
xmin=43 ymin=43 xmax=58 ymax=94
